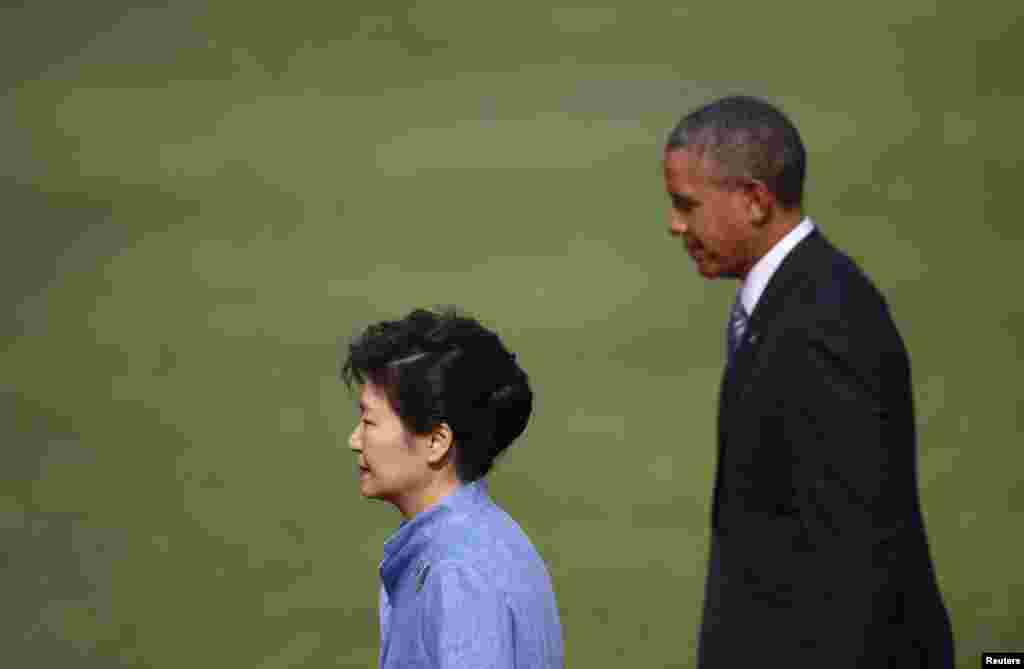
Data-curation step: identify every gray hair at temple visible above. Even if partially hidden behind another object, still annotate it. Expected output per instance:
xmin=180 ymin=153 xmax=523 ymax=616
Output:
xmin=666 ymin=95 xmax=807 ymax=209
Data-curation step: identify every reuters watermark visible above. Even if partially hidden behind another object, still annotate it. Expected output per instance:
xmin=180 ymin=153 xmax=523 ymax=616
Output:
xmin=984 ymin=652 xmax=1024 ymax=666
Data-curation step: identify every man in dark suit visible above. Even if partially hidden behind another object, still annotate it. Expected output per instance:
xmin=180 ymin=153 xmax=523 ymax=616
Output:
xmin=663 ymin=96 xmax=954 ymax=667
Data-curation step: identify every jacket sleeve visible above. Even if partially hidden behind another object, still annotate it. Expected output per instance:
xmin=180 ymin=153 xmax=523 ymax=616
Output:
xmin=772 ymin=325 xmax=913 ymax=662
xmin=420 ymin=561 xmax=515 ymax=669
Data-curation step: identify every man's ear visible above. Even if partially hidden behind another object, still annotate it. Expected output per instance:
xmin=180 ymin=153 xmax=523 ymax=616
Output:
xmin=426 ymin=422 xmax=454 ymax=466
xmin=747 ymin=180 xmax=775 ymax=227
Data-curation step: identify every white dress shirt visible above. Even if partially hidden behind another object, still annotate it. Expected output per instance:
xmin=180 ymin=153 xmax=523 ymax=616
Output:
xmin=739 ymin=217 xmax=816 ymax=316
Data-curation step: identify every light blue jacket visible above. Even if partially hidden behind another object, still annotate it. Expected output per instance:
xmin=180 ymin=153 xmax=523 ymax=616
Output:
xmin=378 ymin=480 xmax=564 ymax=668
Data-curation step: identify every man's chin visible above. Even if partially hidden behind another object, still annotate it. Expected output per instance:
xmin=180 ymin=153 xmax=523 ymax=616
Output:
xmin=696 ymin=263 xmax=721 ymax=279
xmin=695 ymin=260 xmax=735 ymax=280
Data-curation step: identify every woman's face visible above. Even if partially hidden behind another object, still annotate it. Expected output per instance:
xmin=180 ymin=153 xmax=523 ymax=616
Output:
xmin=349 ymin=380 xmax=432 ymax=507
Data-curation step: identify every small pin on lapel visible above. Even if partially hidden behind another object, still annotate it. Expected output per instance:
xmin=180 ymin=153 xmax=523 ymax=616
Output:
xmin=416 ymin=562 xmax=431 ymax=592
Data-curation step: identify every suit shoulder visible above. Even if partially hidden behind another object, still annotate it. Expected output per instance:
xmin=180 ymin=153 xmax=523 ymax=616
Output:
xmin=773 ymin=237 xmax=909 ymax=363
xmin=799 ymin=238 xmax=898 ymax=328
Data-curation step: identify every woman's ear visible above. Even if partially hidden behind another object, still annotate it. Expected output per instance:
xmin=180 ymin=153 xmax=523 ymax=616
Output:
xmin=426 ymin=422 xmax=454 ymax=465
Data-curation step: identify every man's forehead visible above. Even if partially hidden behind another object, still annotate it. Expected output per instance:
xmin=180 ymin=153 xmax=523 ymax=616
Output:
xmin=665 ymin=146 xmax=712 ymax=173
xmin=665 ymin=147 xmax=722 ymax=192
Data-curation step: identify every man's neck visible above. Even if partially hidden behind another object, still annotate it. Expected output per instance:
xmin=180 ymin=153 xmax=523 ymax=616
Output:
xmin=746 ymin=208 xmax=804 ymax=278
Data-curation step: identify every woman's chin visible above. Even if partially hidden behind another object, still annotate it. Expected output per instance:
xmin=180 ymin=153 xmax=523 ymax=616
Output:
xmin=358 ymin=476 xmax=377 ymax=498
xmin=360 ymin=480 xmax=396 ymax=504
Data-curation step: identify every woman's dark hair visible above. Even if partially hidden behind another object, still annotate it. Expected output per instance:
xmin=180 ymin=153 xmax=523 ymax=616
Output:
xmin=341 ymin=306 xmax=532 ymax=482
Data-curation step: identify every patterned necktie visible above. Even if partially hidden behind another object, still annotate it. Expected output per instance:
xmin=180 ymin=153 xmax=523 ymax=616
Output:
xmin=727 ymin=296 xmax=749 ymax=362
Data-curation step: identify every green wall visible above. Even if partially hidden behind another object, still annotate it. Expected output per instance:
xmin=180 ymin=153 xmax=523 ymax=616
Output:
xmin=3 ymin=2 xmax=1021 ymax=666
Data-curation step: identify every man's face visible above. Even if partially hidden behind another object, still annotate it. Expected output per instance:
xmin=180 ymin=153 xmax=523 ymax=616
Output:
xmin=664 ymin=147 xmax=758 ymax=279
xmin=349 ymin=381 xmax=430 ymax=505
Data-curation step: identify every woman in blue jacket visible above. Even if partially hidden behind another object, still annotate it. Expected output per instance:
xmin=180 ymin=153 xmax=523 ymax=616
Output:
xmin=343 ymin=306 xmax=564 ymax=669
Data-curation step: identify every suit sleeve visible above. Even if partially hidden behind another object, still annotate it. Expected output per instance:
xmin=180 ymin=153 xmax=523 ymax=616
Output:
xmin=775 ymin=323 xmax=912 ymax=660
xmin=790 ymin=330 xmax=908 ymax=540
xmin=420 ymin=561 xmax=515 ymax=669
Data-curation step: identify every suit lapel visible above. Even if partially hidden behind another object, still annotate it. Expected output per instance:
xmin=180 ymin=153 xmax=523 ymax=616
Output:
xmin=747 ymin=229 xmax=827 ymax=334
xmin=720 ymin=229 xmax=828 ymax=408
xmin=713 ymin=230 xmax=830 ymax=530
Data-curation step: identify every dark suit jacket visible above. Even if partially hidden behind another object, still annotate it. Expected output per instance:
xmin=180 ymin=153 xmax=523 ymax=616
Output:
xmin=698 ymin=230 xmax=954 ymax=668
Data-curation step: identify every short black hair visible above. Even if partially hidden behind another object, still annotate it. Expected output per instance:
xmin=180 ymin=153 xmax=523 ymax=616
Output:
xmin=341 ymin=306 xmax=532 ymax=482
xmin=666 ymin=95 xmax=806 ymax=209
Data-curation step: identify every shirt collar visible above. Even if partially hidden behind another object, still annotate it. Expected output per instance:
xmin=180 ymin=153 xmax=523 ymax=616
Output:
xmin=739 ymin=216 xmax=816 ymax=315
xmin=379 ymin=479 xmax=490 ymax=597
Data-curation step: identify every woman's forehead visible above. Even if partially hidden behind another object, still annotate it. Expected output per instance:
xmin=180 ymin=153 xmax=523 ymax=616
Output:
xmin=358 ymin=381 xmax=391 ymax=411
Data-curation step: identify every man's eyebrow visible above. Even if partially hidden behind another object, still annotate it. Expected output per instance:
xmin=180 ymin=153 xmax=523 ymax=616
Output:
xmin=357 ymin=401 xmax=370 ymax=413
xmin=670 ymin=192 xmax=699 ymax=208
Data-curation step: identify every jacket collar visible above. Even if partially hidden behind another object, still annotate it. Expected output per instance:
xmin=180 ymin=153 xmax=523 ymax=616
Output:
xmin=739 ymin=217 xmax=816 ymax=316
xmin=721 ymin=229 xmax=828 ymax=392
xmin=744 ymin=227 xmax=827 ymax=335
xmin=379 ymin=480 xmax=490 ymax=598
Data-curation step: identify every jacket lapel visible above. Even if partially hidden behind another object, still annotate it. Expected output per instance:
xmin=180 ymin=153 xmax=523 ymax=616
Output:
xmin=720 ymin=229 xmax=827 ymax=409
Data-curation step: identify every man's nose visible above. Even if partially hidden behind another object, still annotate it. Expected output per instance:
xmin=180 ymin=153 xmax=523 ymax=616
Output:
xmin=669 ymin=214 xmax=688 ymax=236
xmin=348 ymin=426 xmax=361 ymax=452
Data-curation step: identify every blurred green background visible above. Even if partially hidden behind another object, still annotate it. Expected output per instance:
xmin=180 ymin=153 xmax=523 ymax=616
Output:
xmin=3 ymin=1 xmax=1021 ymax=667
